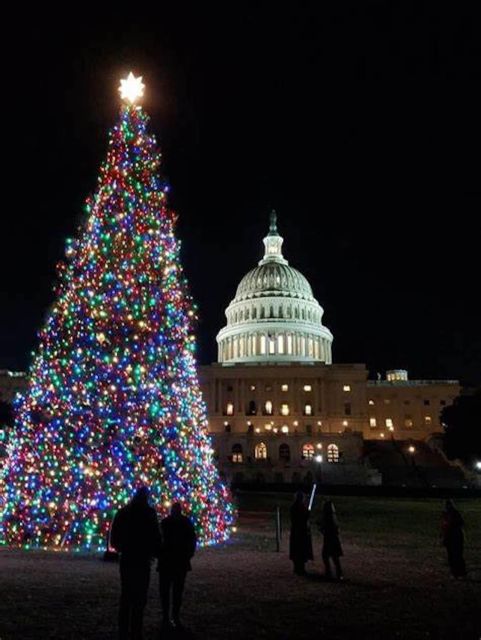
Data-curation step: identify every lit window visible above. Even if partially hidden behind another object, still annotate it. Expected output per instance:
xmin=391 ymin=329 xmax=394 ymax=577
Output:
xmin=343 ymin=385 xmax=351 ymax=392
xmin=293 ymin=420 xmax=299 ymax=427
xmin=281 ymin=403 xmax=290 ymax=416
xmin=303 ymin=385 xmax=312 ymax=392
xmin=278 ymin=335 xmax=285 ymax=354
xmin=327 ymin=444 xmax=340 ymax=463
xmin=424 ymin=416 xmax=432 ymax=425
xmin=264 ymin=401 xmax=273 ymax=415
xmin=255 ymin=442 xmax=267 ymax=459
xmin=369 ymin=417 xmax=377 ymax=428
xmin=226 ymin=403 xmax=234 ymax=416
xmin=269 ymin=337 xmax=275 ymax=354
xmin=250 ymin=384 xmax=256 ymax=391
xmin=304 ymin=404 xmax=312 ymax=416
xmin=232 ymin=444 xmax=243 ymax=463
xmin=302 ymin=444 xmax=315 ymax=460
xmin=287 ymin=334 xmax=293 ymax=354
xmin=384 ymin=399 xmax=391 ymax=405
xmin=404 ymin=417 xmax=413 ymax=428
xmin=260 ymin=335 xmax=266 ymax=354
xmin=281 ymin=384 xmax=289 ymax=392
xmin=368 ymin=399 xmax=375 ymax=406
xmin=385 ymin=418 xmax=393 ymax=429
xmin=281 ymin=425 xmax=289 ymax=434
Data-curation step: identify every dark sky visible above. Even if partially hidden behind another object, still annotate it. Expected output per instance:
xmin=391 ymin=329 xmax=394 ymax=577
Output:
xmin=1 ymin=5 xmax=480 ymax=385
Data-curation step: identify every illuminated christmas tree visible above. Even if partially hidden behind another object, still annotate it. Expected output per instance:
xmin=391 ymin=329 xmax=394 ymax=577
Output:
xmin=0 ymin=73 xmax=234 ymax=550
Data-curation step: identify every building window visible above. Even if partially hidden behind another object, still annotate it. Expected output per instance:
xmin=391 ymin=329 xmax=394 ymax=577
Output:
xmin=225 ymin=403 xmax=234 ymax=416
xmin=260 ymin=335 xmax=266 ymax=354
xmin=304 ymin=404 xmax=313 ymax=416
xmin=440 ymin=399 xmax=446 ymax=406
xmin=250 ymin=384 xmax=256 ymax=391
xmin=343 ymin=385 xmax=351 ymax=392
xmin=344 ymin=402 xmax=352 ymax=416
xmin=404 ymin=400 xmax=410 ymax=405
xmin=281 ymin=425 xmax=289 ymax=434
xmin=232 ymin=444 xmax=243 ymax=463
xmin=279 ymin=443 xmax=290 ymax=462
xmin=369 ymin=417 xmax=377 ymax=428
xmin=385 ymin=418 xmax=394 ymax=430
xmin=384 ymin=399 xmax=391 ymax=405
xmin=424 ymin=399 xmax=430 ymax=406
xmin=281 ymin=384 xmax=289 ymax=392
xmin=265 ymin=385 xmax=272 ymax=392
xmin=306 ymin=424 xmax=313 ymax=435
xmin=404 ymin=416 xmax=413 ymax=428
xmin=247 ymin=400 xmax=257 ymax=415
xmin=287 ymin=334 xmax=293 ymax=354
xmin=303 ymin=385 xmax=312 ymax=392
xmin=255 ymin=442 xmax=267 ymax=459
xmin=281 ymin=403 xmax=290 ymax=416
xmin=278 ymin=335 xmax=285 ymax=354
xmin=224 ymin=422 xmax=231 ymax=433
xmin=327 ymin=444 xmax=340 ymax=463
xmin=302 ymin=443 xmax=315 ymax=460
xmin=264 ymin=401 xmax=273 ymax=416
xmin=368 ymin=399 xmax=375 ymax=406
xmin=269 ymin=336 xmax=275 ymax=354
xmin=227 ymin=385 xmax=233 ymax=392
xmin=424 ymin=416 xmax=432 ymax=425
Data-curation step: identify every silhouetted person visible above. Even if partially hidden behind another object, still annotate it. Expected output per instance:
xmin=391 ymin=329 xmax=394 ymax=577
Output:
xmin=111 ymin=487 xmax=161 ymax=640
xmin=441 ymin=499 xmax=466 ymax=578
xmin=158 ymin=502 xmax=197 ymax=630
xmin=319 ymin=500 xmax=343 ymax=580
xmin=289 ymin=491 xmax=313 ymax=575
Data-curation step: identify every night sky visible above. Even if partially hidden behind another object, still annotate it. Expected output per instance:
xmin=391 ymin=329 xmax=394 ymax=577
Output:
xmin=1 ymin=6 xmax=480 ymax=385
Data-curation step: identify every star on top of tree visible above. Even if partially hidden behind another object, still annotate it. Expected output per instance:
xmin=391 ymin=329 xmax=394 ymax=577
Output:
xmin=118 ymin=72 xmax=145 ymax=104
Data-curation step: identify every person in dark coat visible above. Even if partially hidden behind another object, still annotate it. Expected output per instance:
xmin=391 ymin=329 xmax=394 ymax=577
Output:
xmin=158 ymin=502 xmax=197 ymax=630
xmin=289 ymin=490 xmax=313 ymax=575
xmin=319 ymin=500 xmax=343 ymax=580
xmin=441 ymin=499 xmax=466 ymax=578
xmin=110 ymin=487 xmax=161 ymax=640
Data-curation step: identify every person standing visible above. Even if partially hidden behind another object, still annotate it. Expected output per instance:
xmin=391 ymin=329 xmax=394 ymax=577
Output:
xmin=319 ymin=500 xmax=343 ymax=581
xmin=441 ymin=499 xmax=467 ymax=578
xmin=158 ymin=502 xmax=197 ymax=631
xmin=289 ymin=491 xmax=313 ymax=575
xmin=110 ymin=486 xmax=161 ymax=640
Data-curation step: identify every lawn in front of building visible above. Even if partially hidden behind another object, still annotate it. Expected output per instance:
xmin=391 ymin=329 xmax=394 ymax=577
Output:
xmin=0 ymin=494 xmax=480 ymax=639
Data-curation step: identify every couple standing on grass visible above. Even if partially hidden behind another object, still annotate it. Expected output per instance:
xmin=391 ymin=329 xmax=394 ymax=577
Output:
xmin=290 ymin=491 xmax=343 ymax=581
xmin=290 ymin=492 xmax=468 ymax=582
xmin=110 ymin=487 xmax=197 ymax=639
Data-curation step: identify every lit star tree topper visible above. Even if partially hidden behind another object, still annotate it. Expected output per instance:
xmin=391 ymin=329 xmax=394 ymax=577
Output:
xmin=0 ymin=74 xmax=234 ymax=550
xmin=118 ymin=72 xmax=145 ymax=104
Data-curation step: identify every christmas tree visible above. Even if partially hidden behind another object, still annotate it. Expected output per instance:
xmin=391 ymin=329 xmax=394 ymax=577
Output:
xmin=0 ymin=73 xmax=234 ymax=550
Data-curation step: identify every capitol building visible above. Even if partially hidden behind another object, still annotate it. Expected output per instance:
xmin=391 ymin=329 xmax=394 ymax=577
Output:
xmin=199 ymin=213 xmax=461 ymax=486
xmin=0 ymin=213 xmax=463 ymax=487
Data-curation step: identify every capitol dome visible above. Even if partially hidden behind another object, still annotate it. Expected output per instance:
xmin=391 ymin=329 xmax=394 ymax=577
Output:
xmin=216 ymin=212 xmax=333 ymax=364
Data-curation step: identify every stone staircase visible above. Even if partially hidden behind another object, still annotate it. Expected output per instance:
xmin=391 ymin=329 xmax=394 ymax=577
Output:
xmin=364 ymin=440 xmax=468 ymax=488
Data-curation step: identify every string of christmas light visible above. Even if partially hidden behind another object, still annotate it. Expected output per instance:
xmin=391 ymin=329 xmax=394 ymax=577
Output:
xmin=0 ymin=73 xmax=234 ymax=550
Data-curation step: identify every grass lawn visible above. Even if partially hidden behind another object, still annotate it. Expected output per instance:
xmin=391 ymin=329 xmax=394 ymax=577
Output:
xmin=0 ymin=493 xmax=480 ymax=639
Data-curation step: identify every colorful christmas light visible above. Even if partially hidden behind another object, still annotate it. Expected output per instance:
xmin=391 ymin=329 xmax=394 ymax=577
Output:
xmin=0 ymin=75 xmax=234 ymax=550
